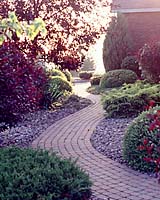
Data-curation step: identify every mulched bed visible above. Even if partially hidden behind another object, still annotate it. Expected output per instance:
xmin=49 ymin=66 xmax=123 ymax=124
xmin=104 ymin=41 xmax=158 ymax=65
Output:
xmin=0 ymin=95 xmax=92 ymax=148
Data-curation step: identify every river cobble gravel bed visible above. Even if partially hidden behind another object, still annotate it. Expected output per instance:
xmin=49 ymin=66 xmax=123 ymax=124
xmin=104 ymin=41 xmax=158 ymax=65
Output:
xmin=90 ymin=117 xmax=134 ymax=164
xmin=0 ymin=95 xmax=92 ymax=148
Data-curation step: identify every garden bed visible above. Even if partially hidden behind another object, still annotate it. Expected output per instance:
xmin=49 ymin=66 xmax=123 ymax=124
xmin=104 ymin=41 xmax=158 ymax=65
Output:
xmin=0 ymin=95 xmax=92 ymax=148
xmin=90 ymin=116 xmax=159 ymax=178
xmin=90 ymin=117 xmax=134 ymax=164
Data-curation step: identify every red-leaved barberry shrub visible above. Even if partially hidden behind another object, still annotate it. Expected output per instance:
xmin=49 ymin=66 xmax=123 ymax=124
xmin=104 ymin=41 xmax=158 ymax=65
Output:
xmin=0 ymin=42 xmax=47 ymax=123
xmin=0 ymin=0 xmax=111 ymax=71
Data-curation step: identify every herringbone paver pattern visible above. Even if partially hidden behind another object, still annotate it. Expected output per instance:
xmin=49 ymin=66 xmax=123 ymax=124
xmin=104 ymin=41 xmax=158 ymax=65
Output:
xmin=32 ymin=81 xmax=160 ymax=200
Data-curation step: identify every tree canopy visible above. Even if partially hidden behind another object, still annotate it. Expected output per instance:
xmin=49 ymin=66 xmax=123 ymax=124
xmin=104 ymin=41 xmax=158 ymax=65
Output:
xmin=0 ymin=0 xmax=110 ymax=70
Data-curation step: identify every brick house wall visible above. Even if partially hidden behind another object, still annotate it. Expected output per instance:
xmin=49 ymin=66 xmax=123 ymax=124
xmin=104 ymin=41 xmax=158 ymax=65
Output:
xmin=124 ymin=12 xmax=160 ymax=52
xmin=112 ymin=0 xmax=160 ymax=10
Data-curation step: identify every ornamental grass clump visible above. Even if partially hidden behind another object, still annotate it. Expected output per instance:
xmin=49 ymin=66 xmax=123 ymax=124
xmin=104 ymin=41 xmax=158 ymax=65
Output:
xmin=102 ymin=81 xmax=160 ymax=118
xmin=43 ymin=76 xmax=73 ymax=108
xmin=0 ymin=147 xmax=92 ymax=200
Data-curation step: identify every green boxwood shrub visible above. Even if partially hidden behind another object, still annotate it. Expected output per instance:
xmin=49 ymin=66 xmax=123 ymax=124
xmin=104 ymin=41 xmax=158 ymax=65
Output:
xmin=102 ymin=81 xmax=160 ymax=118
xmin=121 ymin=56 xmax=141 ymax=77
xmin=44 ymin=76 xmax=72 ymax=107
xmin=90 ymin=75 xmax=102 ymax=86
xmin=100 ymin=69 xmax=137 ymax=89
xmin=123 ymin=106 xmax=160 ymax=172
xmin=79 ymin=71 xmax=93 ymax=80
xmin=0 ymin=147 xmax=92 ymax=200
xmin=63 ymin=70 xmax=73 ymax=82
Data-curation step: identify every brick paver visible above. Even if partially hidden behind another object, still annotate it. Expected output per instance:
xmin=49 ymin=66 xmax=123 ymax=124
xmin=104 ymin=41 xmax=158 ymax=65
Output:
xmin=32 ymin=80 xmax=160 ymax=200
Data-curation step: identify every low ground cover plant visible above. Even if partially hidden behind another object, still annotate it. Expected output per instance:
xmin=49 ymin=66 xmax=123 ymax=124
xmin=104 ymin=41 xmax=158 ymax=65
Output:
xmin=0 ymin=147 xmax=92 ymax=200
xmin=102 ymin=81 xmax=160 ymax=118
xmin=123 ymin=105 xmax=160 ymax=173
xmin=100 ymin=69 xmax=137 ymax=89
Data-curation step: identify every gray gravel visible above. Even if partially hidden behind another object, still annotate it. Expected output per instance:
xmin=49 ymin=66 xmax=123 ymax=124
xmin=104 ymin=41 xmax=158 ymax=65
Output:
xmin=0 ymin=95 xmax=92 ymax=148
xmin=90 ymin=117 xmax=134 ymax=164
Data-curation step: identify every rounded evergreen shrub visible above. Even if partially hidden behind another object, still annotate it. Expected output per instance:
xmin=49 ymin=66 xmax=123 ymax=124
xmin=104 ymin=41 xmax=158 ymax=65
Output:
xmin=79 ymin=71 xmax=93 ymax=80
xmin=121 ymin=56 xmax=141 ymax=77
xmin=100 ymin=69 xmax=137 ymax=88
xmin=0 ymin=147 xmax=92 ymax=200
xmin=63 ymin=70 xmax=73 ymax=82
xmin=123 ymin=106 xmax=160 ymax=172
xmin=90 ymin=75 xmax=102 ymax=86
xmin=44 ymin=76 xmax=72 ymax=107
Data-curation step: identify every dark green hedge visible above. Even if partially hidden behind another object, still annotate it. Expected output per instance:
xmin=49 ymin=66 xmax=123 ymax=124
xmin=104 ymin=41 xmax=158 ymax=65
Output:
xmin=0 ymin=147 xmax=92 ymax=200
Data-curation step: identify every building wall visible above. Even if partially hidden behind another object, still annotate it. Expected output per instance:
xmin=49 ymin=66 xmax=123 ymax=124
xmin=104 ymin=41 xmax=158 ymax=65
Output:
xmin=124 ymin=12 xmax=160 ymax=52
xmin=112 ymin=0 xmax=160 ymax=10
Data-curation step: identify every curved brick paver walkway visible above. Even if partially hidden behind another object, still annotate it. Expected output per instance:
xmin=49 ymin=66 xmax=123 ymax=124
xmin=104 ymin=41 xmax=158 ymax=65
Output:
xmin=32 ymin=81 xmax=160 ymax=200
